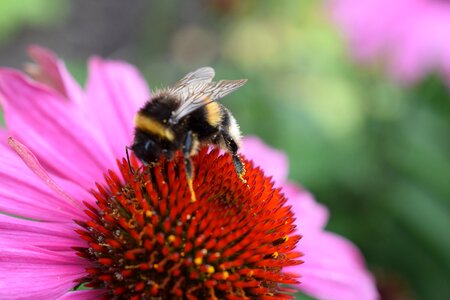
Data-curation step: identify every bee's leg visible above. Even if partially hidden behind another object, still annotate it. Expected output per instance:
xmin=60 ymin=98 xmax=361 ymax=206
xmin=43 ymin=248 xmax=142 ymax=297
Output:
xmin=125 ymin=146 xmax=135 ymax=175
xmin=222 ymin=133 xmax=246 ymax=184
xmin=183 ymin=130 xmax=197 ymax=202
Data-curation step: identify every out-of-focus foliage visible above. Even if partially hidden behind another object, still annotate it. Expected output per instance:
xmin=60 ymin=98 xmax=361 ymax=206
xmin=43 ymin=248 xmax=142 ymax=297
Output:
xmin=0 ymin=0 xmax=67 ymax=43
xmin=1 ymin=0 xmax=449 ymax=299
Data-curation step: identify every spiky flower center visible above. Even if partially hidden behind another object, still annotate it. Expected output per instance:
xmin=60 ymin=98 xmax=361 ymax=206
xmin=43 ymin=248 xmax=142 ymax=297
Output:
xmin=74 ymin=148 xmax=302 ymax=299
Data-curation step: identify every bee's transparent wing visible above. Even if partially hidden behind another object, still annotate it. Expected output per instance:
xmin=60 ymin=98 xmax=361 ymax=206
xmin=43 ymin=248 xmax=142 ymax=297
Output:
xmin=169 ymin=78 xmax=247 ymax=124
xmin=204 ymin=79 xmax=248 ymax=101
xmin=169 ymin=67 xmax=215 ymax=98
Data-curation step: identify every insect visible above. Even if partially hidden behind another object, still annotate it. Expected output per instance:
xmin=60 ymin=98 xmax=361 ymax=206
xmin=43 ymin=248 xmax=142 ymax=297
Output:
xmin=130 ymin=67 xmax=247 ymax=202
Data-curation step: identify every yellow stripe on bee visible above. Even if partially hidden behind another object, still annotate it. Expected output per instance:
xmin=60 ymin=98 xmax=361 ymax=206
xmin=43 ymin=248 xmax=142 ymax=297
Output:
xmin=205 ymin=101 xmax=222 ymax=127
xmin=134 ymin=114 xmax=175 ymax=141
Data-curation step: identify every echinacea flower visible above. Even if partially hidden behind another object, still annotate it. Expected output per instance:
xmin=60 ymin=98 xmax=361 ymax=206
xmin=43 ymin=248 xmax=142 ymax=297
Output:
xmin=0 ymin=46 xmax=377 ymax=299
xmin=331 ymin=0 xmax=450 ymax=85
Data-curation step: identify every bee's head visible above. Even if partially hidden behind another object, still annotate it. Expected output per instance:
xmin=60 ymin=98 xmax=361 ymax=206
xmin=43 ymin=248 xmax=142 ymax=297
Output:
xmin=131 ymin=130 xmax=163 ymax=164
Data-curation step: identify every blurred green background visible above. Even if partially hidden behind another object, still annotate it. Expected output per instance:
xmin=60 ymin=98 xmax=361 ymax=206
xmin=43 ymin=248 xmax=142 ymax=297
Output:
xmin=0 ymin=1 xmax=449 ymax=299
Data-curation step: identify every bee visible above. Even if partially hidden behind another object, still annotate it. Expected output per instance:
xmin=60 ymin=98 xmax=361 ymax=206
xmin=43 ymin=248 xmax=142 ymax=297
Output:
xmin=130 ymin=67 xmax=247 ymax=202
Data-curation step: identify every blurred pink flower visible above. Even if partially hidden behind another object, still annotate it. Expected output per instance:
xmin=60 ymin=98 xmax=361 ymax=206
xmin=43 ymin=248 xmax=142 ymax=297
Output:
xmin=0 ymin=46 xmax=377 ymax=299
xmin=331 ymin=0 xmax=450 ymax=84
xmin=242 ymin=137 xmax=378 ymax=300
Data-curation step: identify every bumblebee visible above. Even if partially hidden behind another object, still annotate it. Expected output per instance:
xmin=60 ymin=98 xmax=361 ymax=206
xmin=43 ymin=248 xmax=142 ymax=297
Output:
xmin=131 ymin=67 xmax=247 ymax=202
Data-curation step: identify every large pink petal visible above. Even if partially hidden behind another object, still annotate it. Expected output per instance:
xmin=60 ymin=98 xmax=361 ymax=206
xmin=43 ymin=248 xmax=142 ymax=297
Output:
xmin=284 ymin=182 xmax=329 ymax=230
xmin=282 ymin=176 xmax=377 ymax=299
xmin=0 ymin=127 xmax=7 ymax=146
xmin=0 ymin=240 xmax=85 ymax=299
xmin=26 ymin=45 xmax=84 ymax=105
xmin=241 ymin=136 xmax=289 ymax=188
xmin=86 ymin=57 xmax=150 ymax=157
xmin=0 ymin=141 xmax=88 ymax=222
xmin=0 ymin=69 xmax=116 ymax=187
xmin=7 ymin=137 xmax=93 ymax=206
xmin=291 ymin=231 xmax=378 ymax=300
xmin=283 ymin=181 xmax=377 ymax=299
xmin=0 ymin=214 xmax=85 ymax=250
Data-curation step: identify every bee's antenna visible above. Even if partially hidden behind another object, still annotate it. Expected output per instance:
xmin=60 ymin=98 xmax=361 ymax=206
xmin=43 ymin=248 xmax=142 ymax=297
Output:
xmin=125 ymin=146 xmax=135 ymax=175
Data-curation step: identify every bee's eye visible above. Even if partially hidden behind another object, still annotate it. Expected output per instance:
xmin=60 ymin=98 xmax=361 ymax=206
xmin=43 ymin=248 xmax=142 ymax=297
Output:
xmin=144 ymin=140 xmax=155 ymax=152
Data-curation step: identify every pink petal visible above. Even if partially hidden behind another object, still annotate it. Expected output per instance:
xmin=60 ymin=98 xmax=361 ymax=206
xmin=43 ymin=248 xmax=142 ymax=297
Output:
xmin=284 ymin=182 xmax=329 ymax=230
xmin=0 ymin=267 xmax=83 ymax=300
xmin=283 ymin=178 xmax=378 ymax=299
xmin=0 ymin=140 xmax=88 ymax=222
xmin=290 ymin=231 xmax=378 ymax=300
xmin=57 ymin=290 xmax=107 ymax=300
xmin=0 ymin=127 xmax=7 ymax=146
xmin=26 ymin=45 xmax=84 ymax=105
xmin=8 ymin=137 xmax=81 ymax=209
xmin=0 ymin=214 xmax=85 ymax=250
xmin=0 ymin=240 xmax=85 ymax=299
xmin=241 ymin=136 xmax=289 ymax=187
xmin=0 ymin=238 xmax=84 ymax=266
xmin=0 ymin=69 xmax=116 ymax=187
xmin=86 ymin=57 xmax=150 ymax=157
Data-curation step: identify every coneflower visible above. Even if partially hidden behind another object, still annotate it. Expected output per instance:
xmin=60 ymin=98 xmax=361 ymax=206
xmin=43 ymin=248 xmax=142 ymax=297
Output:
xmin=0 ymin=46 xmax=377 ymax=300
xmin=332 ymin=0 xmax=450 ymax=84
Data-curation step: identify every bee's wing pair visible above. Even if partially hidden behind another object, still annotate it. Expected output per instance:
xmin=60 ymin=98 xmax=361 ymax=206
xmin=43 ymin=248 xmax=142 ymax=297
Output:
xmin=168 ymin=67 xmax=247 ymax=124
